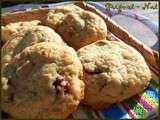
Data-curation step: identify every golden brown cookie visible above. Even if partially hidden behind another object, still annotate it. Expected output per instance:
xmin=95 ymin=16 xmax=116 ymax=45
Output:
xmin=77 ymin=40 xmax=151 ymax=109
xmin=2 ymin=42 xmax=84 ymax=119
xmin=1 ymin=20 xmax=41 ymax=43
xmin=46 ymin=4 xmax=83 ymax=30
xmin=2 ymin=25 xmax=65 ymax=66
xmin=46 ymin=4 xmax=107 ymax=50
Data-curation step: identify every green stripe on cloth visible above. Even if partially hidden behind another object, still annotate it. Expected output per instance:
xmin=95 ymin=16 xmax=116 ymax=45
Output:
xmin=127 ymin=99 xmax=146 ymax=118
xmin=86 ymin=111 xmax=95 ymax=119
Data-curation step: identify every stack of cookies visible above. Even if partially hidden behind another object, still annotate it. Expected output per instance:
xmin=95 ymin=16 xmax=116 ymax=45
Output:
xmin=1 ymin=4 xmax=151 ymax=119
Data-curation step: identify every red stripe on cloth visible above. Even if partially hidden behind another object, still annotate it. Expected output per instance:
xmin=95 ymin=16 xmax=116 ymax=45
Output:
xmin=133 ymin=95 xmax=153 ymax=113
xmin=121 ymin=102 xmax=136 ymax=118
xmin=94 ymin=111 xmax=101 ymax=118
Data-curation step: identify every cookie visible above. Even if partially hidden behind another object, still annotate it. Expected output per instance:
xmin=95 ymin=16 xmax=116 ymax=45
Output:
xmin=77 ymin=40 xmax=151 ymax=109
xmin=1 ymin=20 xmax=41 ymax=43
xmin=46 ymin=4 xmax=107 ymax=50
xmin=2 ymin=25 xmax=65 ymax=66
xmin=2 ymin=42 xmax=84 ymax=119
xmin=46 ymin=4 xmax=83 ymax=30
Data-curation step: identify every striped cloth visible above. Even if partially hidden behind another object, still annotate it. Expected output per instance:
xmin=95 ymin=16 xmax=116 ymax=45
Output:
xmin=2 ymin=2 xmax=159 ymax=119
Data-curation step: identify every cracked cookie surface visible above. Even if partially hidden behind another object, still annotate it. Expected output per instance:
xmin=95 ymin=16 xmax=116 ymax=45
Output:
xmin=46 ymin=4 xmax=107 ymax=50
xmin=1 ymin=20 xmax=41 ymax=43
xmin=2 ymin=25 xmax=65 ymax=66
xmin=77 ymin=40 xmax=151 ymax=109
xmin=2 ymin=42 xmax=84 ymax=119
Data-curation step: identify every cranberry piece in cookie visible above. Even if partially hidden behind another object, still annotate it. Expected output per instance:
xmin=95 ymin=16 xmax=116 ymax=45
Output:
xmin=53 ymin=76 xmax=69 ymax=96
